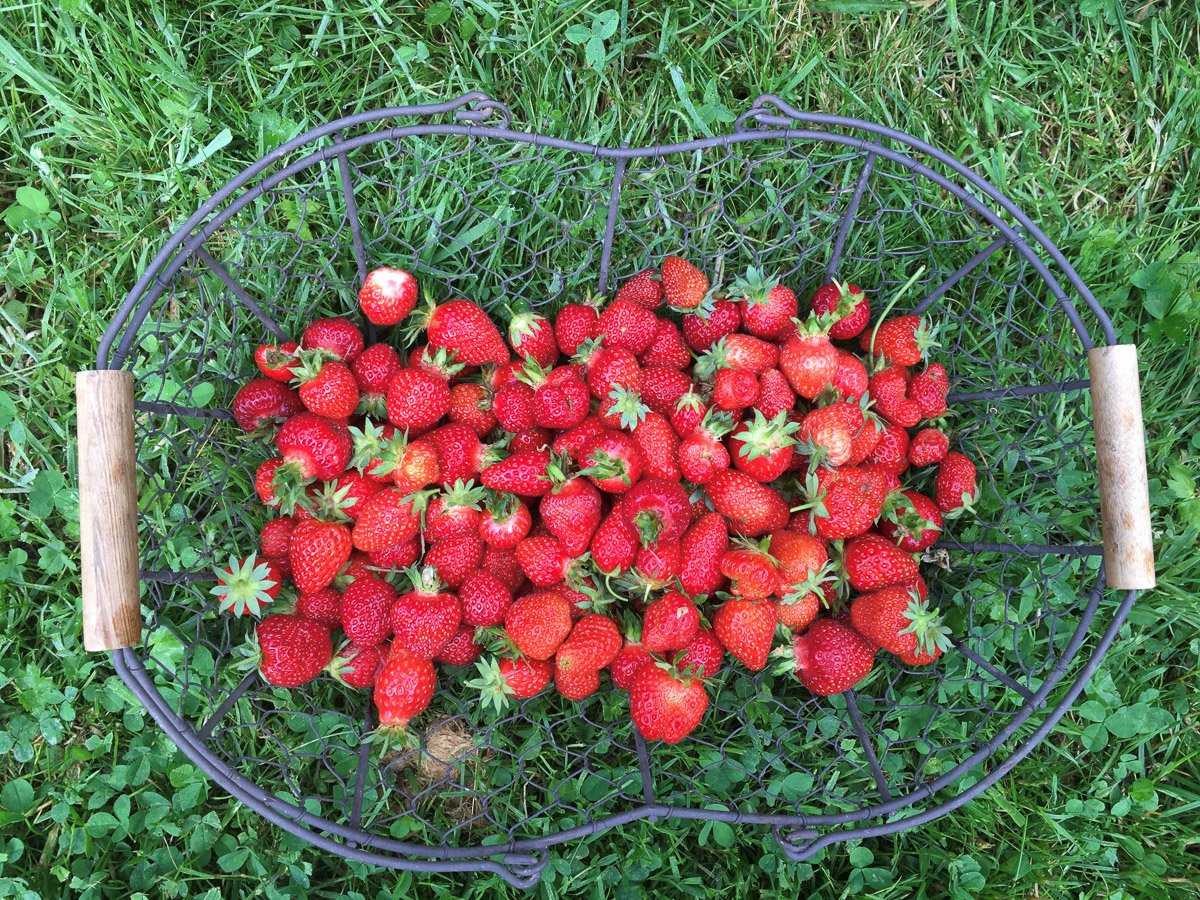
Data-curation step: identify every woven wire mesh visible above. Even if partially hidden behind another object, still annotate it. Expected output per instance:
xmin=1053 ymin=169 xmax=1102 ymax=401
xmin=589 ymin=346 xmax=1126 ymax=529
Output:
xmin=100 ymin=94 xmax=1133 ymax=886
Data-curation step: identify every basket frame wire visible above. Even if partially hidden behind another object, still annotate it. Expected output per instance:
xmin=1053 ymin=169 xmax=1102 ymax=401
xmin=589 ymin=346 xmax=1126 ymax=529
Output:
xmin=97 ymin=93 xmax=1134 ymax=888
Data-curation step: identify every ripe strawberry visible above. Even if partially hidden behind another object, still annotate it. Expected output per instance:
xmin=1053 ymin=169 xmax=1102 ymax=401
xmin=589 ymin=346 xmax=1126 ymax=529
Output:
xmin=212 ymin=554 xmax=282 ymax=617
xmin=860 ymin=315 xmax=937 ymax=366
xmin=780 ymin=618 xmax=876 ymax=695
xmin=753 ymin=368 xmax=796 ymax=419
xmin=359 ymin=267 xmax=418 ymax=325
xmin=351 ymin=488 xmax=428 ymax=552
xmin=340 ymin=574 xmax=397 ymax=649
xmin=768 ymin=529 xmax=828 ymax=592
xmin=309 ymin=471 xmax=379 ymax=523
xmin=425 ymin=534 xmax=485 ymax=589
xmin=846 ymin=414 xmax=884 ymax=467
xmin=699 ymin=334 xmax=779 ymax=376
xmin=670 ymin=388 xmax=709 ymax=438
xmin=447 ymin=381 xmax=497 ymax=436
xmin=410 ymin=343 xmax=474 ymax=386
xmin=909 ymin=363 xmax=949 ymax=419
xmin=273 ymin=412 xmax=353 ymax=498
xmin=638 ymin=319 xmax=691 ymax=369
xmin=611 ymin=642 xmax=655 ymax=690
xmin=614 ymin=268 xmax=664 ymax=309
xmin=850 ymin=587 xmax=951 ymax=663
xmin=631 ymin=539 xmax=682 ymax=591
xmin=367 ymin=536 xmax=421 ymax=572
xmin=349 ymin=343 xmax=403 ymax=418
xmin=731 ymin=267 xmax=798 ymax=340
xmin=810 ymin=281 xmax=869 ymax=340
xmin=831 ymin=350 xmax=869 ymax=401
xmin=595 ymin=383 xmax=649 ymax=432
xmin=706 ymin=469 xmax=790 ymax=537
xmin=386 ymin=367 xmax=451 ymax=432
xmin=713 ymin=368 xmax=760 ymax=412
xmin=630 ymin=664 xmax=708 ymax=743
xmin=481 ymin=449 xmax=551 ymax=496
xmin=256 ymin=614 xmax=332 ymax=687
xmin=424 ymin=480 xmax=486 ymax=542
xmin=555 ymin=302 xmax=599 ymax=356
xmin=579 ymin=341 xmax=642 ymax=401
xmin=622 ymin=477 xmax=692 ymax=546
xmin=458 ymin=570 xmax=513 ymax=627
xmin=779 ymin=320 xmax=839 ymax=400
xmin=516 ymin=534 xmax=580 ymax=587
xmin=374 ymin=648 xmax=436 ymax=731
xmin=260 ymin=516 xmax=296 ymax=560
xmin=296 ymin=586 xmax=342 ymax=627
xmin=712 ymin=598 xmax=776 ymax=670
xmin=328 ymin=641 xmax=385 ymax=688
xmin=577 ymin=429 xmax=645 ymax=493
xmin=660 ymin=256 xmax=710 ymax=312
xmin=302 ymin=317 xmax=363 ymax=362
xmin=805 ymin=466 xmax=889 ymax=541
xmin=433 ymin=624 xmax=483 ymax=667
xmin=632 ymin=413 xmax=681 ymax=481
xmin=797 ymin=402 xmax=863 ymax=469
xmin=289 ymin=520 xmax=352 ymax=593
xmin=860 ymin=462 xmax=902 ymax=496
xmin=879 ymin=490 xmax=943 ymax=552
xmin=870 ymin=365 xmax=921 ymax=428
xmin=553 ymin=413 xmax=608 ymax=458
xmin=391 ymin=567 xmax=461 ymax=658
xmin=482 ymin=545 xmax=526 ymax=594
xmin=232 ymin=378 xmax=302 ymax=434
xmin=719 ymin=545 xmax=779 ymax=601
xmin=504 ymin=590 xmax=573 ymax=660
xmin=422 ymin=299 xmax=510 ymax=366
xmin=909 ymin=427 xmax=950 ymax=467
xmin=478 ymin=491 xmax=533 ymax=549
xmin=493 ymin=380 xmax=536 ymax=432
xmin=728 ymin=409 xmax=801 ymax=482
xmin=590 ymin=504 xmax=640 ymax=574
xmin=557 ymin=613 xmax=622 ymax=670
xmin=678 ymin=411 xmax=733 ymax=484
xmin=347 ymin=419 xmax=397 ymax=484
xmin=255 ymin=341 xmax=301 ymax=382
xmin=681 ymin=298 xmax=741 ymax=352
xmin=935 ymin=451 xmax=978 ymax=514
xmin=640 ymin=367 xmax=694 ymax=419
xmin=865 ymin=421 xmax=910 ymax=475
xmin=843 ymin=533 xmax=919 ymax=592
xmin=541 ymin=469 xmax=603 ymax=557
xmin=773 ymin=593 xmax=820 ymax=633
xmin=376 ymin=433 xmax=441 ymax=493
xmin=678 ymin=512 xmax=729 ymax=597
xmin=509 ymin=310 xmax=559 ymax=369
xmin=469 ymin=655 xmax=553 ymax=712
xmin=596 ymin=298 xmax=658 ymax=356
xmin=531 ymin=366 xmax=590 ymax=429
xmin=424 ymin=422 xmax=486 ymax=487
xmin=554 ymin=664 xmax=601 ymax=700
xmin=675 ymin=627 xmax=723 ymax=678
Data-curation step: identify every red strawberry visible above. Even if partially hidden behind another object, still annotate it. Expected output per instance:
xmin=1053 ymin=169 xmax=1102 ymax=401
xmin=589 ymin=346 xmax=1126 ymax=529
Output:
xmin=447 ymin=382 xmax=497 ymax=436
xmin=865 ymin=421 xmax=910 ymax=475
xmin=516 ymin=535 xmax=577 ymax=586
xmin=614 ymin=268 xmax=664 ymax=309
xmin=509 ymin=310 xmax=559 ymax=369
xmin=423 ymin=299 xmax=510 ymax=366
xmin=493 ymin=380 xmax=536 ymax=432
xmin=879 ymin=490 xmax=943 ymax=552
xmin=424 ymin=423 xmax=486 ymax=487
xmin=555 ymin=302 xmax=599 ymax=356
xmin=699 ymin=334 xmax=779 ymax=375
xmin=590 ymin=504 xmax=640 ymax=575
xmin=541 ymin=470 xmax=603 ymax=557
xmin=458 ymin=570 xmax=513 ymax=627
xmin=630 ymin=664 xmax=708 ymax=743
xmin=611 ymin=642 xmax=655 ymax=690
xmin=348 ymin=419 xmax=397 ymax=484
xmin=367 ymin=536 xmax=421 ymax=572
xmin=831 ymin=350 xmax=869 ymax=401
xmin=424 ymin=480 xmax=486 ymax=542
xmin=909 ymin=363 xmax=949 ymax=418
xmin=728 ymin=410 xmax=800 ymax=482
xmin=577 ymin=429 xmax=645 ymax=493
xmin=797 ymin=402 xmax=863 ymax=469
xmin=670 ymin=388 xmax=709 ymax=438
xmin=660 ymin=256 xmax=710 ymax=312
xmin=719 ymin=545 xmax=779 ymax=601
xmin=843 ymin=533 xmax=919 ymax=592
xmin=860 ymin=315 xmax=937 ymax=366
xmin=482 ymin=545 xmax=526 ymax=594
xmin=675 ymin=627 xmax=723 ymax=678
xmin=232 ymin=378 xmax=302 ymax=434
xmin=640 ymin=368 xmax=694 ymax=419
xmin=935 ymin=451 xmax=978 ymax=514
xmin=255 ymin=341 xmax=300 ymax=382
xmin=678 ymin=512 xmax=729 ymax=597
xmin=328 ymin=641 xmax=384 ymax=688
xmin=553 ymin=413 xmax=608 ymax=458
xmin=531 ymin=366 xmax=590 ymax=430
xmin=810 ymin=281 xmax=869 ymax=340
xmin=302 ymin=317 xmax=363 ymax=362
xmin=779 ymin=321 xmax=838 ymax=400
xmin=631 ymin=539 xmax=682 ymax=591
xmin=850 ymin=587 xmax=951 ymax=663
xmin=712 ymin=368 xmax=760 ymax=412
xmin=638 ymin=319 xmax=691 ymax=369
xmin=469 ymin=655 xmax=553 ymax=712
xmin=296 ymin=586 xmax=342 ymax=627
xmin=579 ymin=342 xmax=642 ymax=400
xmin=351 ymin=343 xmax=403 ymax=418
xmin=909 ymin=427 xmax=950 ymax=467
xmin=359 ymin=267 xmax=418 ymax=325
xmin=481 ymin=449 xmax=551 ymax=496
xmin=731 ymin=267 xmax=798 ymax=340
xmin=425 ymin=534 xmax=485 ymax=589
xmin=706 ymin=469 xmax=790 ymax=537
xmin=478 ymin=491 xmax=533 ymax=549
xmin=557 ymin=613 xmax=622 ymax=671
xmin=260 ymin=517 xmax=296 ymax=560
xmin=805 ymin=466 xmax=889 ymax=541
xmin=256 ymin=614 xmax=332 ymax=687
xmin=212 ymin=554 xmax=282 ymax=617
xmin=340 ymin=574 xmax=397 ymax=649
xmin=678 ymin=411 xmax=734 ymax=485
xmin=769 ymin=529 xmax=828 ymax=593
xmin=622 ymin=477 xmax=692 ymax=547
xmin=274 ymin=411 xmax=353 ymax=488
xmin=682 ymin=299 xmax=741 ymax=352
xmin=434 ymin=624 xmax=483 ymax=666
xmin=632 ymin=413 xmax=681 ymax=481
xmin=410 ymin=344 xmax=473 ymax=386
xmin=753 ymin=368 xmax=796 ymax=419
xmin=377 ymin=433 xmax=440 ymax=493
xmin=391 ymin=567 xmax=461 ymax=658
xmin=504 ymin=590 xmax=573 ymax=660
xmin=351 ymin=488 xmax=428 ymax=552
xmin=374 ymin=648 xmax=436 ymax=731
xmin=773 ymin=593 xmax=820 ymax=633
xmin=870 ymin=365 xmax=921 ymax=428
xmin=554 ymin=664 xmax=601 ymax=700
xmin=387 ymin=367 xmax=451 ymax=432
xmin=596 ymin=298 xmax=658 ymax=356
xmin=846 ymin=414 xmax=884 ymax=467
xmin=713 ymin=597 xmax=776 ymax=670
xmin=289 ymin=520 xmax=352 ymax=593
xmin=780 ymin=618 xmax=875 ymax=695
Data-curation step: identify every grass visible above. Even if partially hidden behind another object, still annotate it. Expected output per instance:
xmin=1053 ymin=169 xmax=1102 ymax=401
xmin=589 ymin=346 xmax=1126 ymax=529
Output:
xmin=2 ymin=0 xmax=1200 ymax=897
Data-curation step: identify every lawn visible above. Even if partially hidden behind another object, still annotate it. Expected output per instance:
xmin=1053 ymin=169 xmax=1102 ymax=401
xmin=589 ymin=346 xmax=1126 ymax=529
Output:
xmin=2 ymin=1 xmax=1199 ymax=897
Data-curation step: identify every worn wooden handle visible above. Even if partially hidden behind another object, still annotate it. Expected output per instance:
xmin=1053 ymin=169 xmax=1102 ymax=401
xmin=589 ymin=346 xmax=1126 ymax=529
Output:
xmin=1088 ymin=345 xmax=1156 ymax=590
xmin=77 ymin=370 xmax=142 ymax=649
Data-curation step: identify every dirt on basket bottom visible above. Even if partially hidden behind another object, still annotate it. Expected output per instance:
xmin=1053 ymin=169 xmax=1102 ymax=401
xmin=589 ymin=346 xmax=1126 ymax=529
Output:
xmin=382 ymin=716 xmax=494 ymax=827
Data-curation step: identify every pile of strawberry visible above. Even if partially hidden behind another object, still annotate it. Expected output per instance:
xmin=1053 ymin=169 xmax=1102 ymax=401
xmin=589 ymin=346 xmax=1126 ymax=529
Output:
xmin=216 ymin=259 xmax=978 ymax=745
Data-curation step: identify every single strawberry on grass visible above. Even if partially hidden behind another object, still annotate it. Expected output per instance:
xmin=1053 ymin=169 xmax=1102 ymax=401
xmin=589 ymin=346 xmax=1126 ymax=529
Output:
xmin=232 ymin=377 xmax=302 ymax=434
xmin=359 ymin=267 xmax=418 ymax=325
xmin=860 ymin=315 xmax=938 ymax=367
xmin=908 ymin=427 xmax=950 ymax=466
xmin=255 ymin=614 xmax=332 ymax=687
xmin=255 ymin=341 xmax=300 ymax=382
xmin=935 ymin=451 xmax=978 ymax=515
xmin=630 ymin=663 xmax=709 ymax=743
xmin=212 ymin=554 xmax=282 ymax=617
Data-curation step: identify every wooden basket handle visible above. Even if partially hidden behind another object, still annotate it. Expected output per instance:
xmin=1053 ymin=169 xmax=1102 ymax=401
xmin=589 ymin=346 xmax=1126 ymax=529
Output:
xmin=77 ymin=370 xmax=142 ymax=649
xmin=1087 ymin=345 xmax=1156 ymax=590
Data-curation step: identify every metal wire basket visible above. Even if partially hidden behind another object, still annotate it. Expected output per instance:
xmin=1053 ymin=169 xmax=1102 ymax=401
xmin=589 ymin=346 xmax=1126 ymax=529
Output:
xmin=85 ymin=92 xmax=1152 ymax=887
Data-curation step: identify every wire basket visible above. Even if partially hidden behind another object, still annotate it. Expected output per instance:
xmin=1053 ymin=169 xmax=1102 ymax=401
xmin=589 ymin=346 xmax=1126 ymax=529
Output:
xmin=90 ymin=92 xmax=1148 ymax=887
